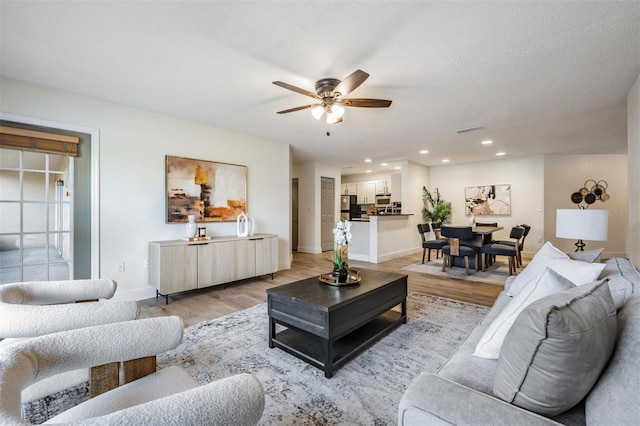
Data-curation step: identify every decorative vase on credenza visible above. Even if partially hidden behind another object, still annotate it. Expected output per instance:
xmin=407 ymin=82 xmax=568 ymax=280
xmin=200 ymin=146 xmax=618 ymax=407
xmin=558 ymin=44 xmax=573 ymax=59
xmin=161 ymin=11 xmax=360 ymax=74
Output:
xmin=186 ymin=215 xmax=197 ymax=238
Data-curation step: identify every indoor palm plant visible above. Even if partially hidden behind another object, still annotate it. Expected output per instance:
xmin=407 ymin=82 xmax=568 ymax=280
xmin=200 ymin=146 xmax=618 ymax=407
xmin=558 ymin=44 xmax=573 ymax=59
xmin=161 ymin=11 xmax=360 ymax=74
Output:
xmin=422 ymin=186 xmax=452 ymax=224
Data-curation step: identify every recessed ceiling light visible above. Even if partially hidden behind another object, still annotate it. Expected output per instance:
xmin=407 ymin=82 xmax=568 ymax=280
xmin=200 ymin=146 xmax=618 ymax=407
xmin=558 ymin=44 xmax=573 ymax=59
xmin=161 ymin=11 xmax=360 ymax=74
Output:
xmin=366 ymin=169 xmax=372 ymax=173
xmin=394 ymin=166 xmax=401 ymax=170
xmin=381 ymin=162 xmax=388 ymax=166
xmin=482 ymin=140 xmax=493 ymax=145
xmin=496 ymin=152 xmax=506 ymax=156
xmin=364 ymin=159 xmax=372 ymax=163
xmin=441 ymin=159 xmax=450 ymax=163
xmin=419 ymin=150 xmax=429 ymax=154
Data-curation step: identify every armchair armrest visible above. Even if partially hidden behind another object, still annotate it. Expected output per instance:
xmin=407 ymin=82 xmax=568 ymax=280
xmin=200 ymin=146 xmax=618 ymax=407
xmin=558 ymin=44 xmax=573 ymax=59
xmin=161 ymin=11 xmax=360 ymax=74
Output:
xmin=398 ymin=373 xmax=562 ymax=426
xmin=69 ymin=373 xmax=265 ymax=426
xmin=1 ymin=279 xmax=118 ymax=304
xmin=0 ymin=278 xmax=139 ymax=338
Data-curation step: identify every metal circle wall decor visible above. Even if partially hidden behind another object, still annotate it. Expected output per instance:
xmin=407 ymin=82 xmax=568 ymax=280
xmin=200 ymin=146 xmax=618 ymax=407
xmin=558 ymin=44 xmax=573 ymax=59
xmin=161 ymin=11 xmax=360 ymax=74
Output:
xmin=571 ymin=179 xmax=609 ymax=208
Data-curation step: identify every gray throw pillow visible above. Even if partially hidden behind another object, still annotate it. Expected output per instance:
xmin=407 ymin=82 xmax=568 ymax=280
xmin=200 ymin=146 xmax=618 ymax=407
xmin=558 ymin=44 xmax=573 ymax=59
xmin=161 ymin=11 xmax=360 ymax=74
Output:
xmin=493 ymin=280 xmax=617 ymax=416
xmin=567 ymin=248 xmax=604 ymax=263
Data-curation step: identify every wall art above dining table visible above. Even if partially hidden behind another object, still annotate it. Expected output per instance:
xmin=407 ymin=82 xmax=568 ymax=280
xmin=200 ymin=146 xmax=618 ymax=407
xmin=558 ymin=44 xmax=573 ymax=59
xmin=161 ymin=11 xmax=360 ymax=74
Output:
xmin=465 ymin=184 xmax=511 ymax=216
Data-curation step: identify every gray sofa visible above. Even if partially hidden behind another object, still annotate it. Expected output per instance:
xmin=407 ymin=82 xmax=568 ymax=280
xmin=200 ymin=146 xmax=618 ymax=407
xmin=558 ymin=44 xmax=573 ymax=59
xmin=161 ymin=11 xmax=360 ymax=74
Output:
xmin=398 ymin=256 xmax=640 ymax=425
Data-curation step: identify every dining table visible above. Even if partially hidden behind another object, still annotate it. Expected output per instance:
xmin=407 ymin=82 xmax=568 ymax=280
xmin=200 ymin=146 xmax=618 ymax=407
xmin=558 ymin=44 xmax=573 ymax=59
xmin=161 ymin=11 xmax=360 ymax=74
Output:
xmin=444 ymin=225 xmax=504 ymax=269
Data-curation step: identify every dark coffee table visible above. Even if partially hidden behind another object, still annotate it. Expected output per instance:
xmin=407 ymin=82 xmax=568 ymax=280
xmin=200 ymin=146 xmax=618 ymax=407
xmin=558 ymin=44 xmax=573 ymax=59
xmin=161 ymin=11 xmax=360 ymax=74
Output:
xmin=266 ymin=269 xmax=408 ymax=378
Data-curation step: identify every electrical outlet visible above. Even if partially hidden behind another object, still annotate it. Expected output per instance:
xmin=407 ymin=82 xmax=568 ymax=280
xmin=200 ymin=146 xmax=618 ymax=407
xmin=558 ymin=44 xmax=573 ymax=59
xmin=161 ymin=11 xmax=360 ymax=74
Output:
xmin=144 ymin=258 xmax=149 ymax=269
xmin=537 ymin=236 xmax=543 ymax=243
xmin=116 ymin=261 xmax=125 ymax=272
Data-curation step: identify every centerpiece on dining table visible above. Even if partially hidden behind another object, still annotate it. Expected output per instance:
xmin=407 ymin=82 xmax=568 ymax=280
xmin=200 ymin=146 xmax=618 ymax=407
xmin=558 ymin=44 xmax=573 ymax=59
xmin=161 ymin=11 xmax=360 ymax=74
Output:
xmin=319 ymin=219 xmax=361 ymax=286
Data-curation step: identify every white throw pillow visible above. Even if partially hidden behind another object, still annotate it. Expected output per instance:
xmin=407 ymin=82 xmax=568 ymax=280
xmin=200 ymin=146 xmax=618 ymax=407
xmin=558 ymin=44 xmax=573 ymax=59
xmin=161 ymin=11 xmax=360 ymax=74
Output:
xmin=547 ymin=258 xmax=605 ymax=286
xmin=507 ymin=241 xmax=569 ymax=297
xmin=473 ymin=268 xmax=575 ymax=359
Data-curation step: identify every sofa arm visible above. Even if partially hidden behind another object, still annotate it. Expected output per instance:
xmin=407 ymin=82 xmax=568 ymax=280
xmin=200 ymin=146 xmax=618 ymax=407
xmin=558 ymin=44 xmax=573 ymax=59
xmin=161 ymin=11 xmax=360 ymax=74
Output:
xmin=398 ymin=373 xmax=562 ymax=426
xmin=75 ymin=373 xmax=265 ymax=426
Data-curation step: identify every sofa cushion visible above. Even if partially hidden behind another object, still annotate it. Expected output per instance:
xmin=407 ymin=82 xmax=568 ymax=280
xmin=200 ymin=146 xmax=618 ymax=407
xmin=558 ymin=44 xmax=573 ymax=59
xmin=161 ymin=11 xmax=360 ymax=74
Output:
xmin=493 ymin=280 xmax=617 ymax=416
xmin=566 ymin=247 xmax=604 ymax=263
xmin=598 ymin=257 xmax=639 ymax=309
xmin=547 ymin=258 xmax=605 ymax=285
xmin=586 ymin=294 xmax=640 ymax=425
xmin=507 ymin=241 xmax=569 ymax=297
xmin=473 ymin=268 xmax=575 ymax=359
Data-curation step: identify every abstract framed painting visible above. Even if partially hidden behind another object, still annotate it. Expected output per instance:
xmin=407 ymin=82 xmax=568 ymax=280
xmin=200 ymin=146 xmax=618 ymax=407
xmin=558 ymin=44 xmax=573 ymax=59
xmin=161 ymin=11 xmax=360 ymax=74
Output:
xmin=465 ymin=184 xmax=511 ymax=216
xmin=166 ymin=155 xmax=247 ymax=223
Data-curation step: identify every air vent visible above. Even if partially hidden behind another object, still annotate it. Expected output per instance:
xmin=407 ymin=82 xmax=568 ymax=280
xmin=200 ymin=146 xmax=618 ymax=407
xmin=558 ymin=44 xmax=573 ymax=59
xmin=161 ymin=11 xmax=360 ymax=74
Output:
xmin=456 ymin=126 xmax=485 ymax=134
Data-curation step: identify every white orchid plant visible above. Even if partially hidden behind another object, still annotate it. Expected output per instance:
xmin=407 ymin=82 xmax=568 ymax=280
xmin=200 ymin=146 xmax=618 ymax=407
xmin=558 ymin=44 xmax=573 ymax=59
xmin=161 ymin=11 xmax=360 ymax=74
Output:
xmin=328 ymin=219 xmax=352 ymax=271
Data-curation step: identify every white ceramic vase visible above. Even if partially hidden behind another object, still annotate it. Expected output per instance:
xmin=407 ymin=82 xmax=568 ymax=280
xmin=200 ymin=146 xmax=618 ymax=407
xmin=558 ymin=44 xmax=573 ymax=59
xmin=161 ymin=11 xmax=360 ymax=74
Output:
xmin=186 ymin=215 xmax=197 ymax=238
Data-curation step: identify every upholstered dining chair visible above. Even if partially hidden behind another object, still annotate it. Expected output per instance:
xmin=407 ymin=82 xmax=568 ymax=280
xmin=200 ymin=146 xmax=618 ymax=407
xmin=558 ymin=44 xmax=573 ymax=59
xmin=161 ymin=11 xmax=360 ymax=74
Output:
xmin=417 ymin=223 xmax=448 ymax=263
xmin=479 ymin=226 xmax=525 ymax=275
xmin=0 ymin=279 xmax=140 ymax=404
xmin=0 ymin=316 xmax=265 ymax=425
xmin=494 ymin=224 xmax=531 ymax=267
xmin=440 ymin=226 xmax=479 ymax=275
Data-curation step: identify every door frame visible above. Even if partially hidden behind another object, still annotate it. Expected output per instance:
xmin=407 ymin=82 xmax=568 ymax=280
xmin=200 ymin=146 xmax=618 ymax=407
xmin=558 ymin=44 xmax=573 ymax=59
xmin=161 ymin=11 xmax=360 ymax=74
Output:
xmin=1 ymin=112 xmax=101 ymax=278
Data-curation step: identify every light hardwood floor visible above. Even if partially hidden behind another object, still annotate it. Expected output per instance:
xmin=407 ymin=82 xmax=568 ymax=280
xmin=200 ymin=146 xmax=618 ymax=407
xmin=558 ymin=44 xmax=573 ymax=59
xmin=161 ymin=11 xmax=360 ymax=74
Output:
xmin=139 ymin=250 xmax=504 ymax=327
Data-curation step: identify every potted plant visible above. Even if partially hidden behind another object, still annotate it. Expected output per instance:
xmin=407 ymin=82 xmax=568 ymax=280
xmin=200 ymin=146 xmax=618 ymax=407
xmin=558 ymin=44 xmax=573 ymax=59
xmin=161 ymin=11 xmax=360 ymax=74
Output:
xmin=422 ymin=186 xmax=452 ymax=225
xmin=327 ymin=219 xmax=352 ymax=282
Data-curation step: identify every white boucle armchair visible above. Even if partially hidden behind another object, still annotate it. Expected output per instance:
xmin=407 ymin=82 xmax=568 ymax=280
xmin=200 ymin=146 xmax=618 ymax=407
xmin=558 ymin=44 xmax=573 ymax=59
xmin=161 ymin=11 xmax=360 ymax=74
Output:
xmin=0 ymin=279 xmax=140 ymax=402
xmin=0 ymin=316 xmax=265 ymax=425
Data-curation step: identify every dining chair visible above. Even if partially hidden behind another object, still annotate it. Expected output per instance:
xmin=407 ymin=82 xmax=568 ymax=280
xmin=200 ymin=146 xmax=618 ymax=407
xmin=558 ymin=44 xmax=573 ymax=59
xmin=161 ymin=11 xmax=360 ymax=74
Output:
xmin=440 ymin=226 xmax=479 ymax=275
xmin=493 ymin=224 xmax=531 ymax=267
xmin=417 ymin=223 xmax=448 ymax=263
xmin=479 ymin=226 xmax=525 ymax=275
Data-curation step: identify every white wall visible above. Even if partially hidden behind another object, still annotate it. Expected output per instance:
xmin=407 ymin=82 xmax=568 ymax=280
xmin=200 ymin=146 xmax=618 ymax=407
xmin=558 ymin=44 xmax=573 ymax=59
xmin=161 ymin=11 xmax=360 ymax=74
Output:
xmin=628 ymin=72 xmax=640 ymax=265
xmin=429 ymin=156 xmax=545 ymax=257
xmin=1 ymin=77 xmax=291 ymax=300
xmin=544 ymin=154 xmax=627 ymax=258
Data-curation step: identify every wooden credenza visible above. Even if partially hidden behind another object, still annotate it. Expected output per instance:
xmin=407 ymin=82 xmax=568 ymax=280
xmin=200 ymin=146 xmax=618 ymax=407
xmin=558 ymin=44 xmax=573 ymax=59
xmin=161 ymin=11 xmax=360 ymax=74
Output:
xmin=149 ymin=234 xmax=278 ymax=303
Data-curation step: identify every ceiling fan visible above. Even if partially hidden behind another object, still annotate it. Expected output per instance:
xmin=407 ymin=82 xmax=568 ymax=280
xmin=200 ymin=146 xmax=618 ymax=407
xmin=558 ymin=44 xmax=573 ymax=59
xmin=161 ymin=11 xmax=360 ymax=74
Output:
xmin=272 ymin=69 xmax=392 ymax=124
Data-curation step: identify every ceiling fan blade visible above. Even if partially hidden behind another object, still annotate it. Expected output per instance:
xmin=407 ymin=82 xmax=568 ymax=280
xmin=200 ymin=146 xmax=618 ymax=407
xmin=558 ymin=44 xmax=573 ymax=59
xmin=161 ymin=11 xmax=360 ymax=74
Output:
xmin=333 ymin=70 xmax=369 ymax=97
xmin=276 ymin=104 xmax=319 ymax=114
xmin=340 ymin=98 xmax=392 ymax=108
xmin=272 ymin=81 xmax=318 ymax=99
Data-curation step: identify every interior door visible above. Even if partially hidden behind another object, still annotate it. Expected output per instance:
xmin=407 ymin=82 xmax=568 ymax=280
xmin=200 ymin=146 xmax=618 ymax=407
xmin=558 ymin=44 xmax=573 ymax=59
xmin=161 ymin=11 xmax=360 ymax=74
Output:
xmin=320 ymin=177 xmax=335 ymax=252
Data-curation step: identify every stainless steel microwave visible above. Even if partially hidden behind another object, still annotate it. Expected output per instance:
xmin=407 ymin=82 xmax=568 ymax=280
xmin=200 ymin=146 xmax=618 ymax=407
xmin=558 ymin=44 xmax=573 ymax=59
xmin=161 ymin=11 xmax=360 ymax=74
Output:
xmin=375 ymin=196 xmax=391 ymax=207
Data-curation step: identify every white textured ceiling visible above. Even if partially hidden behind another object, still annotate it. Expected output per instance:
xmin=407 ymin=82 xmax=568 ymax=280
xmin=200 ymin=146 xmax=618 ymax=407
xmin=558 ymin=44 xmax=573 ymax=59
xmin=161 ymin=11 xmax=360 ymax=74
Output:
xmin=1 ymin=1 xmax=639 ymax=175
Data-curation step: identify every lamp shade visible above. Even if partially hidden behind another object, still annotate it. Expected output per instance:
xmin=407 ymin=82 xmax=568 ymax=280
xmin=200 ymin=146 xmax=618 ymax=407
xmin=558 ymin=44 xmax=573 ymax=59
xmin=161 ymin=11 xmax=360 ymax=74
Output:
xmin=556 ymin=209 xmax=608 ymax=241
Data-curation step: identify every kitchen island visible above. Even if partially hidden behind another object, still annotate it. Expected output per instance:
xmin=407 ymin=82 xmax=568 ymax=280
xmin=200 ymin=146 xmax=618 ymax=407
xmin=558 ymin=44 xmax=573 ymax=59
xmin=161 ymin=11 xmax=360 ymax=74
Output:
xmin=348 ymin=214 xmax=419 ymax=264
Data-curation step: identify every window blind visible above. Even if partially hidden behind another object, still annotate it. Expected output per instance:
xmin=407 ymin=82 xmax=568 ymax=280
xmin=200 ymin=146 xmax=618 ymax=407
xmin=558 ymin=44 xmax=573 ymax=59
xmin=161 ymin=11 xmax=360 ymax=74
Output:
xmin=0 ymin=126 xmax=79 ymax=156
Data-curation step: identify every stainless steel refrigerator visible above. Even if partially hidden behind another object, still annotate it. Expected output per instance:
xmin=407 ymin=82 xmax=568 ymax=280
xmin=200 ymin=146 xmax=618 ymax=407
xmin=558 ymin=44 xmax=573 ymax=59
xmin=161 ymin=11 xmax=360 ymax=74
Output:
xmin=340 ymin=195 xmax=359 ymax=220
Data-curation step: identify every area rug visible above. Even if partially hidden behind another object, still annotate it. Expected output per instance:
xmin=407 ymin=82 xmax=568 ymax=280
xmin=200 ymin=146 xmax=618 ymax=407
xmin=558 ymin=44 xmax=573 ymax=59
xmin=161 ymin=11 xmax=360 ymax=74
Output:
xmin=402 ymin=258 xmax=517 ymax=285
xmin=158 ymin=293 xmax=488 ymax=425
xmin=22 ymin=293 xmax=488 ymax=425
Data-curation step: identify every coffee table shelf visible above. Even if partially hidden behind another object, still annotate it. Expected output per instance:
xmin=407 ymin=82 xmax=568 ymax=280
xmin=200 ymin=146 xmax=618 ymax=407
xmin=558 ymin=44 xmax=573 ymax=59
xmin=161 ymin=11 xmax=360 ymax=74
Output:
xmin=271 ymin=310 xmax=402 ymax=373
xmin=267 ymin=269 xmax=408 ymax=378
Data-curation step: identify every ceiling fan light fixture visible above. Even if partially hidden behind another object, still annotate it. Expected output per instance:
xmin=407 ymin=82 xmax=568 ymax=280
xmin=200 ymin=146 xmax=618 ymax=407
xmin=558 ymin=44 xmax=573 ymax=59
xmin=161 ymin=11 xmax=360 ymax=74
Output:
xmin=311 ymin=105 xmax=324 ymax=120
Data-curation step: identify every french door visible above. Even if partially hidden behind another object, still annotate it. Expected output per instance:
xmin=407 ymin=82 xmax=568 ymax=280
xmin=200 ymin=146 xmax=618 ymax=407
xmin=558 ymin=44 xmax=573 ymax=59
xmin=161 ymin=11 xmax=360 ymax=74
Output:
xmin=0 ymin=148 xmax=73 ymax=283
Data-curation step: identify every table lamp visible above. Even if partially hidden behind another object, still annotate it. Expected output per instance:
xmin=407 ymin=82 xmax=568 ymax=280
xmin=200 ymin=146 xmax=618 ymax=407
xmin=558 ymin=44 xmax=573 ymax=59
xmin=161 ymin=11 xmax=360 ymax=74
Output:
xmin=556 ymin=209 xmax=608 ymax=252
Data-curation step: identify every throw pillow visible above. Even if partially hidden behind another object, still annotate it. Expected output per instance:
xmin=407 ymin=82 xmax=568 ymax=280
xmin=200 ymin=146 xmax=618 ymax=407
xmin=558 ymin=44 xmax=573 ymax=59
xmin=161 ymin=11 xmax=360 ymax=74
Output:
xmin=493 ymin=280 xmax=617 ymax=416
xmin=567 ymin=248 xmax=604 ymax=263
xmin=547 ymin=258 xmax=605 ymax=285
xmin=507 ymin=241 xmax=569 ymax=297
xmin=473 ymin=268 xmax=575 ymax=359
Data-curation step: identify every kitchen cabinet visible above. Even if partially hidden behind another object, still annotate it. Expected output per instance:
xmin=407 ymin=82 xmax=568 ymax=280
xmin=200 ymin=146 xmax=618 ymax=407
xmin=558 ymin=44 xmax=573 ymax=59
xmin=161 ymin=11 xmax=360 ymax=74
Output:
xmin=341 ymin=183 xmax=357 ymax=195
xmin=375 ymin=180 xmax=391 ymax=195
xmin=357 ymin=181 xmax=386 ymax=204
xmin=357 ymin=182 xmax=376 ymax=204
xmin=149 ymin=234 xmax=278 ymax=303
